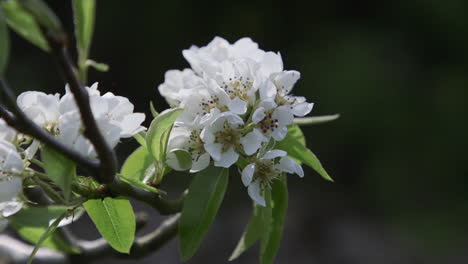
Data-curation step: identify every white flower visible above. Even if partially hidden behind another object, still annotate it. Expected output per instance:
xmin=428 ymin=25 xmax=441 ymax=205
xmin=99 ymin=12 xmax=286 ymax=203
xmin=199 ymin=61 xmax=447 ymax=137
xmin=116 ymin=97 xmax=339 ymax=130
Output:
xmin=0 ymin=140 xmax=24 ymax=225
xmin=200 ymin=112 xmax=246 ymax=168
xmin=17 ymin=91 xmax=61 ymax=130
xmin=0 ymin=119 xmax=16 ymax=142
xmin=167 ymin=114 xmax=215 ymax=173
xmin=251 ymin=98 xmax=293 ymax=141
xmin=158 ymin=69 xmax=205 ymax=107
xmin=241 ymin=149 xmax=303 ymax=206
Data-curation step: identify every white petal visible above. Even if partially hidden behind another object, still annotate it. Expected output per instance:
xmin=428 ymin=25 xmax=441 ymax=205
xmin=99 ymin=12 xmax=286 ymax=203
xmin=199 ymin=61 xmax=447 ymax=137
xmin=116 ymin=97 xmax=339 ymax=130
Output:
xmin=200 ymin=128 xmax=215 ymax=144
xmin=259 ymin=98 xmax=277 ymax=111
xmin=260 ymin=80 xmax=277 ymax=101
xmin=273 ymin=106 xmax=294 ymax=126
xmin=262 ymin=149 xmax=287 ymax=160
xmin=240 ymin=129 xmax=267 ymax=155
xmin=271 ymin=126 xmax=288 ymax=141
xmin=190 ymin=152 xmax=211 ymax=173
xmin=247 ymin=181 xmax=265 ymax=207
xmin=204 ymin=143 xmax=223 ymax=161
xmin=274 ymin=70 xmax=301 ymax=93
xmin=278 ymin=157 xmax=304 ymax=177
xmin=0 ymin=178 xmax=22 ymax=202
xmin=0 ymin=200 xmax=23 ymax=217
xmin=222 ymin=112 xmax=244 ymax=125
xmin=25 ymin=140 xmax=40 ymax=160
xmin=261 ymin=52 xmax=283 ymax=76
xmin=119 ymin=113 xmax=146 ymax=137
xmin=252 ymin=107 xmax=266 ymax=124
xmin=214 ymin=147 xmax=239 ymax=168
xmin=228 ymin=97 xmax=247 ymax=115
xmin=242 ymin=163 xmax=256 ymax=186
xmin=292 ymin=102 xmax=314 ymax=117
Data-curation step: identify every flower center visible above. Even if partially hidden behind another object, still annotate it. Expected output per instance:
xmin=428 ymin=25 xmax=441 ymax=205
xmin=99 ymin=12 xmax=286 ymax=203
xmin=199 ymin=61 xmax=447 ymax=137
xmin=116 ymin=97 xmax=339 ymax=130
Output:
xmin=187 ymin=129 xmax=205 ymax=158
xmin=276 ymin=94 xmax=297 ymax=106
xmin=254 ymin=160 xmax=281 ymax=188
xmin=258 ymin=110 xmax=279 ymax=134
xmin=214 ymin=123 xmax=242 ymax=153
xmin=221 ymin=76 xmax=253 ymax=101
xmin=198 ymin=95 xmax=228 ymax=115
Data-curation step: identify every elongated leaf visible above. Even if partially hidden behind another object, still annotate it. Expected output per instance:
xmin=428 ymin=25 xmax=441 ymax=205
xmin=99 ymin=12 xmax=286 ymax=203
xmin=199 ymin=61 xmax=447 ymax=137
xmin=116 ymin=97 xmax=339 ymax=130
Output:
xmin=12 ymin=224 xmax=79 ymax=253
xmin=1 ymin=0 xmax=49 ymax=51
xmin=0 ymin=10 xmax=9 ymax=73
xmin=260 ymin=176 xmax=288 ymax=264
xmin=27 ymin=211 xmax=66 ymax=264
xmin=11 ymin=206 xmax=68 ymax=227
xmin=21 ymin=0 xmax=62 ymax=33
xmin=150 ymin=101 xmax=159 ymax=118
xmin=229 ymin=202 xmax=270 ymax=261
xmin=121 ymin=146 xmax=153 ymax=181
xmin=294 ymin=114 xmax=340 ymax=126
xmin=84 ymin=197 xmax=135 ymax=253
xmin=41 ymin=146 xmax=76 ymax=202
xmin=73 ymin=0 xmax=95 ymax=57
xmin=179 ymin=165 xmax=229 ymax=260
xmin=119 ymin=174 xmax=164 ymax=195
xmin=133 ymin=131 xmax=147 ymax=148
xmin=146 ymin=108 xmax=183 ymax=163
xmin=277 ymin=125 xmax=333 ymax=181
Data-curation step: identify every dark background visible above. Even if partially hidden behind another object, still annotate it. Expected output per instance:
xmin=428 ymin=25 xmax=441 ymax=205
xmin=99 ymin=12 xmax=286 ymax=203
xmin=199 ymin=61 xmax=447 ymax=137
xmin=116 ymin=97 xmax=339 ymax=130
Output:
xmin=6 ymin=0 xmax=468 ymax=263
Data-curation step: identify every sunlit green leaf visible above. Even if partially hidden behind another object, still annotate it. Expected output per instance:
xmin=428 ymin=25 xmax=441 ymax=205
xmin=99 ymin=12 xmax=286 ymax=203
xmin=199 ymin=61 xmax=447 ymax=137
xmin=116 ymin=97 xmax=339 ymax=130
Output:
xmin=121 ymin=146 xmax=153 ymax=181
xmin=260 ymin=176 xmax=288 ymax=264
xmin=1 ymin=0 xmax=49 ymax=51
xmin=179 ymin=165 xmax=229 ymax=260
xmin=84 ymin=197 xmax=135 ymax=253
xmin=146 ymin=108 xmax=183 ymax=163
xmin=133 ymin=131 xmax=147 ymax=148
xmin=277 ymin=125 xmax=333 ymax=181
xmin=73 ymin=0 xmax=95 ymax=57
xmin=0 ymin=10 xmax=10 ymax=73
xmin=21 ymin=0 xmax=62 ymax=33
xmin=86 ymin=59 xmax=108 ymax=71
xmin=150 ymin=101 xmax=159 ymax=118
xmin=41 ymin=146 xmax=76 ymax=202
xmin=12 ymin=224 xmax=79 ymax=253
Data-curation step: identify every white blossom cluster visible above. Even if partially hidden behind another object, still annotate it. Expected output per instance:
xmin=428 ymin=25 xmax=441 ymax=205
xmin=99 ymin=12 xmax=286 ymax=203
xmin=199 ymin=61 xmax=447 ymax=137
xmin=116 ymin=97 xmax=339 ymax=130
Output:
xmin=0 ymin=83 xmax=146 ymax=229
xmin=159 ymin=37 xmax=312 ymax=206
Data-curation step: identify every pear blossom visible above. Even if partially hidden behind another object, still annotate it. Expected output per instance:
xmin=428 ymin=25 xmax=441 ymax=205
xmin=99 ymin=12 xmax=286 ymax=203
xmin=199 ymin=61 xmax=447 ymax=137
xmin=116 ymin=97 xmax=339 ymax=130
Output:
xmin=241 ymin=149 xmax=303 ymax=206
xmin=0 ymin=119 xmax=17 ymax=142
xmin=17 ymin=91 xmax=61 ymax=131
xmin=251 ymin=98 xmax=293 ymax=141
xmin=158 ymin=69 xmax=205 ymax=107
xmin=0 ymin=140 xmax=25 ymax=230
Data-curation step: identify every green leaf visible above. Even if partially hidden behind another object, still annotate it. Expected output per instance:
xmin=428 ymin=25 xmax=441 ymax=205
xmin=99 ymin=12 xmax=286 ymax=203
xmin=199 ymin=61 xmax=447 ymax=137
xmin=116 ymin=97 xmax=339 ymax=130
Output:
xmin=150 ymin=101 xmax=159 ymax=118
xmin=1 ymin=0 xmax=49 ymax=51
xmin=84 ymin=197 xmax=135 ymax=253
xmin=277 ymin=125 xmax=333 ymax=181
xmin=179 ymin=165 xmax=229 ymax=260
xmin=166 ymin=149 xmax=192 ymax=171
xmin=133 ymin=131 xmax=147 ymax=148
xmin=27 ymin=211 xmax=66 ymax=264
xmin=10 ymin=206 xmax=68 ymax=227
xmin=229 ymin=202 xmax=270 ymax=261
xmin=119 ymin=174 xmax=165 ymax=195
xmin=73 ymin=0 xmax=95 ymax=57
xmin=41 ymin=146 xmax=76 ymax=202
xmin=86 ymin=59 xmax=108 ymax=71
xmin=260 ymin=176 xmax=288 ymax=264
xmin=146 ymin=108 xmax=183 ymax=163
xmin=0 ymin=9 xmax=10 ymax=73
xmin=20 ymin=0 xmax=62 ymax=33
xmin=294 ymin=114 xmax=340 ymax=126
xmin=121 ymin=146 xmax=153 ymax=181
xmin=12 ymin=224 xmax=79 ymax=253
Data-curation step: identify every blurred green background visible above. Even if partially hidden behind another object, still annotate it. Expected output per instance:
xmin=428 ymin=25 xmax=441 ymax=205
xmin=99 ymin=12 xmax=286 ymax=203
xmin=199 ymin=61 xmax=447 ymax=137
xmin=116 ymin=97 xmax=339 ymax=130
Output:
xmin=6 ymin=0 xmax=468 ymax=263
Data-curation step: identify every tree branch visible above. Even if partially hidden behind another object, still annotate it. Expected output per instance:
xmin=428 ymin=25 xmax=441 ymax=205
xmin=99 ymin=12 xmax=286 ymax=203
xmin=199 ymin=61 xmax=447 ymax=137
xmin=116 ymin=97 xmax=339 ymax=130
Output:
xmin=47 ymin=41 xmax=117 ymax=184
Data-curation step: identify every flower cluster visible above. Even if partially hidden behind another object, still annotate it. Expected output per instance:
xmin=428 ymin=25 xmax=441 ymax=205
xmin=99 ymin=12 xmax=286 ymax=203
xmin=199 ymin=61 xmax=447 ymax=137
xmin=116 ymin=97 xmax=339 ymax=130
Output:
xmin=0 ymin=83 xmax=145 ymax=229
xmin=159 ymin=37 xmax=312 ymax=206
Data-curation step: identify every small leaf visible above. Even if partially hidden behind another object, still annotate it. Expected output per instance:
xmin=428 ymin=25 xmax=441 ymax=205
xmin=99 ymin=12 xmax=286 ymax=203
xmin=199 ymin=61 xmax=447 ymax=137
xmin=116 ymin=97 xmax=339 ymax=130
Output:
xmin=229 ymin=202 xmax=270 ymax=261
xmin=260 ymin=176 xmax=288 ymax=264
xmin=10 ymin=206 xmax=68 ymax=227
xmin=20 ymin=0 xmax=62 ymax=33
xmin=121 ymin=146 xmax=153 ymax=181
xmin=41 ymin=146 xmax=76 ymax=202
xmin=150 ymin=101 xmax=159 ymax=118
xmin=146 ymin=108 xmax=183 ymax=163
xmin=73 ymin=0 xmax=95 ymax=58
xmin=277 ymin=125 xmax=333 ymax=181
xmin=294 ymin=114 xmax=340 ymax=126
xmin=27 ymin=211 xmax=66 ymax=264
xmin=0 ymin=9 xmax=10 ymax=73
xmin=133 ymin=131 xmax=147 ymax=148
xmin=166 ymin=149 xmax=192 ymax=171
xmin=84 ymin=197 xmax=135 ymax=253
xmin=86 ymin=59 xmax=109 ymax=72
xmin=179 ymin=165 xmax=229 ymax=261
xmin=1 ymin=0 xmax=49 ymax=51
xmin=119 ymin=174 xmax=165 ymax=195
